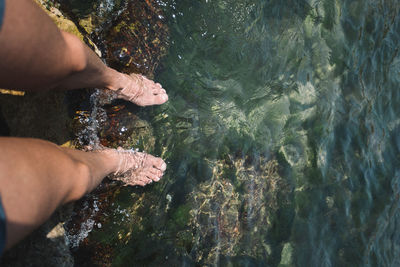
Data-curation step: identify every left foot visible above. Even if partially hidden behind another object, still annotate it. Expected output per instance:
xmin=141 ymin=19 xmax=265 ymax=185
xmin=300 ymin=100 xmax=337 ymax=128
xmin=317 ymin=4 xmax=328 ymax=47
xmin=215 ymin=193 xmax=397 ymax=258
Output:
xmin=115 ymin=73 xmax=168 ymax=106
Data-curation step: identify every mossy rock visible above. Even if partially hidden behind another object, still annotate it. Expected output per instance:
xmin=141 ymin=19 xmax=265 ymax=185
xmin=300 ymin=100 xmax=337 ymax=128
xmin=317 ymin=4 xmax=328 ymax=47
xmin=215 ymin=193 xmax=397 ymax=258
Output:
xmin=54 ymin=0 xmax=169 ymax=78
xmin=35 ymin=0 xmax=84 ymax=40
xmin=103 ymin=0 xmax=169 ymax=77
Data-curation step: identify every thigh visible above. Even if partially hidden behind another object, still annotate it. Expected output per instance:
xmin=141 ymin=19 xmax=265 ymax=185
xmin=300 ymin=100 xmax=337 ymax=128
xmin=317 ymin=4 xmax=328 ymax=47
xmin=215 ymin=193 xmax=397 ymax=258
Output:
xmin=0 ymin=0 xmax=71 ymax=90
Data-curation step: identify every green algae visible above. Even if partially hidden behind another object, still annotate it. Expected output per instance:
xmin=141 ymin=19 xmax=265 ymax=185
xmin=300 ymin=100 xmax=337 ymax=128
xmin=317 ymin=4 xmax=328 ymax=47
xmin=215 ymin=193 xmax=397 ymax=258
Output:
xmin=169 ymin=204 xmax=191 ymax=230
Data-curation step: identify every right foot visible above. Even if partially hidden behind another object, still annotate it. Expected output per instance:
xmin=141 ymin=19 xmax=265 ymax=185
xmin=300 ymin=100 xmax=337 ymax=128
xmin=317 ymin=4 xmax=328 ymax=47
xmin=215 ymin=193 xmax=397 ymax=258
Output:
xmin=108 ymin=148 xmax=167 ymax=186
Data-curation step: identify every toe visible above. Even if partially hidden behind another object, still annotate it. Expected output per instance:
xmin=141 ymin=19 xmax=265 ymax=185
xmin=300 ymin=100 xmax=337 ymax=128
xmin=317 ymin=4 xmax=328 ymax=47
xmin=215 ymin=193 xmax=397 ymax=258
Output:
xmin=152 ymin=88 xmax=165 ymax=95
xmin=135 ymin=176 xmax=151 ymax=186
xmin=147 ymin=155 xmax=167 ymax=171
xmin=141 ymin=176 xmax=153 ymax=184
xmin=145 ymin=171 xmax=162 ymax=182
xmin=152 ymin=93 xmax=168 ymax=105
xmin=149 ymin=168 xmax=163 ymax=177
xmin=124 ymin=175 xmax=147 ymax=186
xmin=159 ymin=161 xmax=167 ymax=172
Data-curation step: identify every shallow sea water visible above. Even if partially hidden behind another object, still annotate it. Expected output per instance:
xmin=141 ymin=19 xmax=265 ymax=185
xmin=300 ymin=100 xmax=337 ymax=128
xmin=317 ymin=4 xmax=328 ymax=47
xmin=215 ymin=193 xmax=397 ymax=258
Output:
xmin=73 ymin=0 xmax=400 ymax=266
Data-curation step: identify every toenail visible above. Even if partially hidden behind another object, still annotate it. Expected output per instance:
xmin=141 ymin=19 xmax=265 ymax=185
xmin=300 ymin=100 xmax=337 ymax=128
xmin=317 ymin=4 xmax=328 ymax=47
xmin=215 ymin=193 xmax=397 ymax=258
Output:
xmin=161 ymin=163 xmax=167 ymax=171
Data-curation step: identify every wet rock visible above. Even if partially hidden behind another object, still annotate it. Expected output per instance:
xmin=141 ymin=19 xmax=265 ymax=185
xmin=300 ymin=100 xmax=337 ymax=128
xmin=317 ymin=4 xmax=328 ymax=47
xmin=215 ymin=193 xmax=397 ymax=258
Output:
xmin=36 ymin=0 xmax=84 ymax=40
xmin=64 ymin=183 xmax=160 ymax=265
xmin=55 ymin=0 xmax=127 ymax=35
xmin=103 ymin=0 xmax=169 ymax=77
xmin=0 ymin=90 xmax=72 ymax=145
xmin=0 ymin=205 xmax=75 ymax=267
xmin=98 ymin=104 xmax=155 ymax=151
xmin=71 ymin=103 xmax=156 ymax=151
xmin=64 ymin=184 xmax=120 ymax=267
xmin=55 ymin=0 xmax=168 ymax=79
xmin=65 ymin=103 xmax=158 ymax=264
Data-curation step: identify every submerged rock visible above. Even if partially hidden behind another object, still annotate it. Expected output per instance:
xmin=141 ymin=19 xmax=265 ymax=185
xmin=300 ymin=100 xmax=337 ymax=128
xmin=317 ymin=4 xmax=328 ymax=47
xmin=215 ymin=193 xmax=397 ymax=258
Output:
xmin=103 ymin=0 xmax=169 ymax=77
xmin=187 ymin=155 xmax=294 ymax=265
xmin=65 ymin=103 xmax=158 ymax=264
xmin=71 ymin=103 xmax=155 ymax=151
xmin=98 ymin=104 xmax=155 ymax=151
xmin=65 ymin=152 xmax=294 ymax=266
xmin=55 ymin=0 xmax=169 ymax=78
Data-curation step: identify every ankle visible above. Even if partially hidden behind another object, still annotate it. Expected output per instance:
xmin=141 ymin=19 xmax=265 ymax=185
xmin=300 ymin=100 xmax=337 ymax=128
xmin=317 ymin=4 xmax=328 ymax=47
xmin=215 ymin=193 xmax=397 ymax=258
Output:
xmin=102 ymin=68 xmax=128 ymax=91
xmin=96 ymin=148 xmax=121 ymax=174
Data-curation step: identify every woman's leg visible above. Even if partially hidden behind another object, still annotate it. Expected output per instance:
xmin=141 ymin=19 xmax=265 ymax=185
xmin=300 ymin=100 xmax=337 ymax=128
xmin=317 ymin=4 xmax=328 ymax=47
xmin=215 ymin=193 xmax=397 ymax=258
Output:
xmin=0 ymin=0 xmax=168 ymax=106
xmin=0 ymin=137 xmax=166 ymax=249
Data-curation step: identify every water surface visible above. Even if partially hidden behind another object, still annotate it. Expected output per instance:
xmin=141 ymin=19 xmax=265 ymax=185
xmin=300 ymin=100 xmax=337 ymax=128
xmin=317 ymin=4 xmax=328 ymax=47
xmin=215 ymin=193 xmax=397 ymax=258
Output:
xmin=73 ymin=0 xmax=400 ymax=266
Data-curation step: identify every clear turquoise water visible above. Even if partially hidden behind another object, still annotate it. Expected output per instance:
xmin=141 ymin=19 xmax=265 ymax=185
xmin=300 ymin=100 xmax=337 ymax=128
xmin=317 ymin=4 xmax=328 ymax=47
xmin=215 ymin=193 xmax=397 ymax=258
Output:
xmin=74 ymin=0 xmax=400 ymax=266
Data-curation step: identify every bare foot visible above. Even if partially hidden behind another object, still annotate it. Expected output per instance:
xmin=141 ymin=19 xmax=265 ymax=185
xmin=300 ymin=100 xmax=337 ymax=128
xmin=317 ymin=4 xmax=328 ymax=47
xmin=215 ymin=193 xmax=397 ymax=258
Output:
xmin=115 ymin=73 xmax=168 ymax=106
xmin=108 ymin=148 xmax=166 ymax=186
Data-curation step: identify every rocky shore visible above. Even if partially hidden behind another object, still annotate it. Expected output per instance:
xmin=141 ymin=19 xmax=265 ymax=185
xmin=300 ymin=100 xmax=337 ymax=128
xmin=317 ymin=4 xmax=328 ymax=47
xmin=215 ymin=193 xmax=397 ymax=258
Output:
xmin=0 ymin=0 xmax=169 ymax=265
